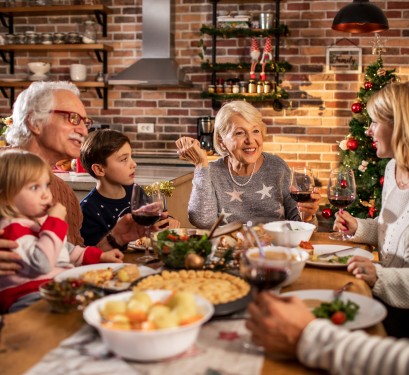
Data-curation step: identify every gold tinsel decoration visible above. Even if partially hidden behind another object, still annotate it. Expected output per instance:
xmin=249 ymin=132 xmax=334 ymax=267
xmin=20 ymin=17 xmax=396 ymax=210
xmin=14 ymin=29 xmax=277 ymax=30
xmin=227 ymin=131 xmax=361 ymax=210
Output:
xmin=144 ymin=181 xmax=175 ymax=197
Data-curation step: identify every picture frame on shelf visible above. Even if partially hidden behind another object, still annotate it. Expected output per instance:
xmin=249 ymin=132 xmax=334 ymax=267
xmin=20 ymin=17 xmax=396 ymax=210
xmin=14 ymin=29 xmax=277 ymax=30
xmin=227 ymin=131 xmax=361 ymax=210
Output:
xmin=326 ymin=47 xmax=362 ymax=74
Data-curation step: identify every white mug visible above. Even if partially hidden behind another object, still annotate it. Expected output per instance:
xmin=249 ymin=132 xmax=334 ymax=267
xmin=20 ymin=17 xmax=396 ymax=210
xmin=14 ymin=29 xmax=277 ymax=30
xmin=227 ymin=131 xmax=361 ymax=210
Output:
xmin=70 ymin=64 xmax=87 ymax=81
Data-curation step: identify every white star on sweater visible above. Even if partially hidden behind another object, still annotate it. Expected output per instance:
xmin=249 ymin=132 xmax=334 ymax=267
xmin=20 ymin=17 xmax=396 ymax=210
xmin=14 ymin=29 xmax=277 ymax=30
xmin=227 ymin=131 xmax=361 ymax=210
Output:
xmin=226 ymin=189 xmax=244 ymax=202
xmin=256 ymin=184 xmax=273 ymax=199
xmin=220 ymin=208 xmax=233 ymax=223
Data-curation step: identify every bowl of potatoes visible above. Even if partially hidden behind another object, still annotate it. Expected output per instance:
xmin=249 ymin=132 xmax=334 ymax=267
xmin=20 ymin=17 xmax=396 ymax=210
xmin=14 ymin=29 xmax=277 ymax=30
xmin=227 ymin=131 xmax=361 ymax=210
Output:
xmin=83 ymin=289 xmax=214 ymax=361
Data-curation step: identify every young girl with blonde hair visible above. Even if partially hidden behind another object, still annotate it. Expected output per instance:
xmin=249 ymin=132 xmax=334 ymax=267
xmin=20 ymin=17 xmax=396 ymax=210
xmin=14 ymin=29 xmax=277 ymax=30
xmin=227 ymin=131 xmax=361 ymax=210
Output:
xmin=0 ymin=150 xmax=123 ymax=313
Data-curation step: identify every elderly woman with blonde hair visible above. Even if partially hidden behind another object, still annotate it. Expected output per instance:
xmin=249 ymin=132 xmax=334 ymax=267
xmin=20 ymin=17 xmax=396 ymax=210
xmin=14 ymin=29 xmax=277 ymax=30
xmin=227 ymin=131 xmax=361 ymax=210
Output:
xmin=176 ymin=101 xmax=320 ymax=229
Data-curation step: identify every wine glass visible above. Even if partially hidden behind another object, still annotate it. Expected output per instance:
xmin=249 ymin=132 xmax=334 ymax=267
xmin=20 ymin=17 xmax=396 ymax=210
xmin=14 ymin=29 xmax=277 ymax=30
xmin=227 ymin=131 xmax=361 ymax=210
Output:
xmin=290 ymin=167 xmax=315 ymax=221
xmin=131 ymin=183 xmax=164 ymax=263
xmin=327 ymin=168 xmax=356 ymax=241
xmin=240 ymin=227 xmax=292 ymax=352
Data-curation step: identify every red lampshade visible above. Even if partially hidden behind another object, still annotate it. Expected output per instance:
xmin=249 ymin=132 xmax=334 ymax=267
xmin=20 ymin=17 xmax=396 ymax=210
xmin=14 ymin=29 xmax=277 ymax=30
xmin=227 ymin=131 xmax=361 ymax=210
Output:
xmin=332 ymin=0 xmax=389 ymax=34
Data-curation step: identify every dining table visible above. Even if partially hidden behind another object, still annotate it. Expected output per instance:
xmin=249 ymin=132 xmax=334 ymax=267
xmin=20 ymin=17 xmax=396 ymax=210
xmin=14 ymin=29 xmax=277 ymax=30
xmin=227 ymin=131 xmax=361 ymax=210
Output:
xmin=0 ymin=232 xmax=386 ymax=375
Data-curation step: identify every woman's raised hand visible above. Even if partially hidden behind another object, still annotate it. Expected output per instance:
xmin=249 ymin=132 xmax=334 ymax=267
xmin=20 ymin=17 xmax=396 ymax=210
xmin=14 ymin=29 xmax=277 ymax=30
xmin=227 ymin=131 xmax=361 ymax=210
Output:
xmin=175 ymin=136 xmax=208 ymax=167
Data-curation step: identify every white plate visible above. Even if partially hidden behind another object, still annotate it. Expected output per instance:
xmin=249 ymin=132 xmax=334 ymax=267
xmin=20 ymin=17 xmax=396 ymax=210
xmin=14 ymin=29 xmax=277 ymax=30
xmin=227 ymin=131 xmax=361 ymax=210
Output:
xmin=281 ymin=289 xmax=387 ymax=330
xmin=306 ymin=244 xmax=374 ymax=268
xmin=69 ymin=172 xmax=89 ymax=177
xmin=54 ymin=263 xmax=157 ymax=291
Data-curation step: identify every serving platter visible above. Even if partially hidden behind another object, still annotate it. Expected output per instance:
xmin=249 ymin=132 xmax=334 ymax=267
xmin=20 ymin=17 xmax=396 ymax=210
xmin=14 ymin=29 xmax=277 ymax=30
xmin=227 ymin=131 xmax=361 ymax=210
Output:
xmin=281 ymin=289 xmax=387 ymax=330
xmin=132 ymin=270 xmax=251 ymax=317
xmin=306 ymin=245 xmax=374 ymax=268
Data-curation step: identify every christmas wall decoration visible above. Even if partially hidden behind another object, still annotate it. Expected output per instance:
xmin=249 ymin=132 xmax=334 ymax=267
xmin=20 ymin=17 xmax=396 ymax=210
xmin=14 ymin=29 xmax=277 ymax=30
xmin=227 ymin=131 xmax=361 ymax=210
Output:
xmin=324 ymin=36 xmax=398 ymax=222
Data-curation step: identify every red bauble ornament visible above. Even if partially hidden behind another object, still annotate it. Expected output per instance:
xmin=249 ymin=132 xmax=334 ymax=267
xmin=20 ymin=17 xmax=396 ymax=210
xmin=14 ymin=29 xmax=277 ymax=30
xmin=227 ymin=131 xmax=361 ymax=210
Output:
xmin=380 ymin=176 xmax=384 ymax=186
xmin=347 ymin=138 xmax=358 ymax=151
xmin=364 ymin=81 xmax=374 ymax=90
xmin=351 ymin=102 xmax=363 ymax=113
xmin=372 ymin=141 xmax=377 ymax=150
xmin=340 ymin=179 xmax=348 ymax=188
xmin=368 ymin=206 xmax=376 ymax=218
xmin=322 ymin=207 xmax=333 ymax=219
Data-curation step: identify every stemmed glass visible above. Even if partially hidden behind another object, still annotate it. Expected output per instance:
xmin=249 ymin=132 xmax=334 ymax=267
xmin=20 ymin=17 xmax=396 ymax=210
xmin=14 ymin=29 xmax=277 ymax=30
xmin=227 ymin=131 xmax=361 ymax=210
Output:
xmin=327 ymin=168 xmax=356 ymax=240
xmin=240 ymin=227 xmax=292 ymax=352
xmin=131 ymin=183 xmax=164 ymax=263
xmin=289 ymin=167 xmax=315 ymax=221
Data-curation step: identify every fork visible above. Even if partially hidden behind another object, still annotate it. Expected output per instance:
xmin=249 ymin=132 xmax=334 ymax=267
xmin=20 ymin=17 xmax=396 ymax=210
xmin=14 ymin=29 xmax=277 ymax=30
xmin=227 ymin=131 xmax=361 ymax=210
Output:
xmin=333 ymin=281 xmax=354 ymax=299
xmin=317 ymin=246 xmax=359 ymax=259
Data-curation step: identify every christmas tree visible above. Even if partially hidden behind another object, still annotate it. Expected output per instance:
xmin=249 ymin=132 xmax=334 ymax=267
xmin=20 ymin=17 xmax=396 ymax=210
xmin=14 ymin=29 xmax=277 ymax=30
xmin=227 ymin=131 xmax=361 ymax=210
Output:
xmin=322 ymin=42 xmax=398 ymax=223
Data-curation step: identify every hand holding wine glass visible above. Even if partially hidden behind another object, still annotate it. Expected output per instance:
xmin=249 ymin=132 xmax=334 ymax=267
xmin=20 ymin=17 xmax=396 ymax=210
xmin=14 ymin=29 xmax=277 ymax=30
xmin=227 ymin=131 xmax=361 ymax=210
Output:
xmin=240 ymin=227 xmax=292 ymax=352
xmin=131 ymin=184 xmax=164 ymax=262
xmin=327 ymin=168 xmax=356 ymax=240
xmin=290 ymin=167 xmax=315 ymax=221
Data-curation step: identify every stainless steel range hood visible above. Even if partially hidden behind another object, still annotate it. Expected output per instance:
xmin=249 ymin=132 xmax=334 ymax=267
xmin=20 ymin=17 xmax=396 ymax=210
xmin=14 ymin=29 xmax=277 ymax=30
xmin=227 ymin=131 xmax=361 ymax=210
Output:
xmin=108 ymin=0 xmax=192 ymax=88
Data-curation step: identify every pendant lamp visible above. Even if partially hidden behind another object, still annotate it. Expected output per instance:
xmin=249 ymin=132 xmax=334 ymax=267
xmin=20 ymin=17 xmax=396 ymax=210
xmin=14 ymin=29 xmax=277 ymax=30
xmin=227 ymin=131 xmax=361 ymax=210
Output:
xmin=332 ymin=0 xmax=389 ymax=34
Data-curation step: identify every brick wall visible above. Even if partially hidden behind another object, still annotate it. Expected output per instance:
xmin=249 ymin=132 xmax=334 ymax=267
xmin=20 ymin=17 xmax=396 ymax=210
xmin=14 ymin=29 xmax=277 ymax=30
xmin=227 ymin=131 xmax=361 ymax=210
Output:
xmin=1 ymin=0 xmax=409 ymax=190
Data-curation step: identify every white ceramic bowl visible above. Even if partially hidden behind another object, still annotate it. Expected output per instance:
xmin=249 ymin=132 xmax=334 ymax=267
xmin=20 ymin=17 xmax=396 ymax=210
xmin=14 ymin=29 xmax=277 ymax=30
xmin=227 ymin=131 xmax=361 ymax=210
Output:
xmin=246 ymin=246 xmax=309 ymax=286
xmin=262 ymin=221 xmax=315 ymax=247
xmin=27 ymin=62 xmax=51 ymax=75
xmin=83 ymin=289 xmax=214 ymax=361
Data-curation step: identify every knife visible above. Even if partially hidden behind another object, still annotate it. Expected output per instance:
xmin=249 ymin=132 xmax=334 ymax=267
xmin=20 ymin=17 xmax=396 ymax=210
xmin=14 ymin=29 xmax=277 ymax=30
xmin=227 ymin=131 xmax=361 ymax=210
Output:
xmin=317 ymin=246 xmax=359 ymax=259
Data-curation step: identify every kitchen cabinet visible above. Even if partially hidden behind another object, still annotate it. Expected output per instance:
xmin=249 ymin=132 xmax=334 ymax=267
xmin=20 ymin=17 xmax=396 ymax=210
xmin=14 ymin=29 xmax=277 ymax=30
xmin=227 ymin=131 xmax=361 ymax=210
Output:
xmin=201 ymin=0 xmax=290 ymax=110
xmin=0 ymin=4 xmax=113 ymax=109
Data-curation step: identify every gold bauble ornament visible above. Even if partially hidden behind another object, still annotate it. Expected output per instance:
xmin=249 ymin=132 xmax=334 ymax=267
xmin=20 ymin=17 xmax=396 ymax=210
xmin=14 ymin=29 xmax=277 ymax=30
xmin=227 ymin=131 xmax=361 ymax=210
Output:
xmin=184 ymin=253 xmax=205 ymax=269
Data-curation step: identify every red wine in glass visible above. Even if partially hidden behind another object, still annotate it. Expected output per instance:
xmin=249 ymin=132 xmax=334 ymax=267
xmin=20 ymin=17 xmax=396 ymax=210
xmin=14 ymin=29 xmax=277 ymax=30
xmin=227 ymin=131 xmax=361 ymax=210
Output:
xmin=327 ymin=168 xmax=356 ymax=240
xmin=328 ymin=197 xmax=355 ymax=209
xmin=242 ymin=265 xmax=289 ymax=292
xmin=290 ymin=191 xmax=315 ymax=203
xmin=132 ymin=214 xmax=162 ymax=226
xmin=290 ymin=167 xmax=315 ymax=220
xmin=131 ymin=184 xmax=164 ymax=262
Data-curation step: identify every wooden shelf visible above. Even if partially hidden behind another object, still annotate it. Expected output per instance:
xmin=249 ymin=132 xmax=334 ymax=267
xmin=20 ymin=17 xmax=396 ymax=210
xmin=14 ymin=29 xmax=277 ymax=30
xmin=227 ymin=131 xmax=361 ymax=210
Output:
xmin=0 ymin=80 xmax=109 ymax=88
xmin=0 ymin=5 xmax=112 ymax=16
xmin=0 ymin=43 xmax=113 ymax=52
xmin=0 ymin=80 xmax=110 ymax=109
xmin=0 ymin=4 xmax=112 ymax=36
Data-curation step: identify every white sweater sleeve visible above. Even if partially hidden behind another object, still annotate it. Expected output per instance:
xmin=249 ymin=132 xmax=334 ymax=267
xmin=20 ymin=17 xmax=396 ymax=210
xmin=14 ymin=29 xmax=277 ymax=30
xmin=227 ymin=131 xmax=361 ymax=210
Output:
xmin=298 ymin=319 xmax=409 ymax=375
xmin=188 ymin=167 xmax=218 ymax=229
xmin=350 ymin=217 xmax=379 ymax=246
xmin=372 ymin=265 xmax=409 ymax=308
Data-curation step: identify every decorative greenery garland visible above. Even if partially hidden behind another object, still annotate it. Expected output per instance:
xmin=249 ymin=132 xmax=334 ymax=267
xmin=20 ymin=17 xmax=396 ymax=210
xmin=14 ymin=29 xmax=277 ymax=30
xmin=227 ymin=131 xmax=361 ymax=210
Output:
xmin=200 ymin=24 xmax=290 ymax=38
xmin=200 ymin=61 xmax=292 ymax=73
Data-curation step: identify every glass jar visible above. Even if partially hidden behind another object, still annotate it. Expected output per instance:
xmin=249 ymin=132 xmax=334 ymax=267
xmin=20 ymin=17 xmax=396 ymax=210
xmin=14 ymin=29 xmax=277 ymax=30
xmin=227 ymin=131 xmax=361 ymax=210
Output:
xmin=263 ymin=81 xmax=272 ymax=94
xmin=232 ymin=84 xmax=240 ymax=94
xmin=257 ymin=81 xmax=264 ymax=94
xmin=207 ymin=84 xmax=215 ymax=94
xmin=53 ymin=33 xmax=66 ymax=44
xmin=82 ymin=20 xmax=97 ymax=43
xmin=14 ymin=33 xmax=26 ymax=44
xmin=41 ymin=33 xmax=53 ymax=45
xmin=224 ymin=83 xmax=232 ymax=94
xmin=216 ymin=84 xmax=223 ymax=94
xmin=67 ymin=32 xmax=81 ymax=44
xmin=5 ymin=34 xmax=15 ymax=45
xmin=248 ymin=79 xmax=256 ymax=94
xmin=240 ymin=81 xmax=247 ymax=93
xmin=95 ymin=72 xmax=105 ymax=82
xmin=26 ymin=32 xmax=39 ymax=45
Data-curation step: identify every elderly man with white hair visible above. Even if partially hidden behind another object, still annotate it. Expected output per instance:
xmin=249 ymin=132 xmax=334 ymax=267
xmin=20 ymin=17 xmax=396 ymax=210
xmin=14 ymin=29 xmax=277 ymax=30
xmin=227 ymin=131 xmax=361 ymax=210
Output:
xmin=0 ymin=81 xmax=145 ymax=275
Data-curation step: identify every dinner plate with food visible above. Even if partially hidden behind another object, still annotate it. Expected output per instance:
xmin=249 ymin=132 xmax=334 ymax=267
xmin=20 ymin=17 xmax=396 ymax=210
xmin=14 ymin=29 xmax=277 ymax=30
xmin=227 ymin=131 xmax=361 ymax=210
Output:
xmin=305 ymin=244 xmax=374 ymax=268
xmin=281 ymin=289 xmax=387 ymax=330
xmin=54 ymin=263 xmax=157 ymax=292
xmin=132 ymin=269 xmax=252 ymax=316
